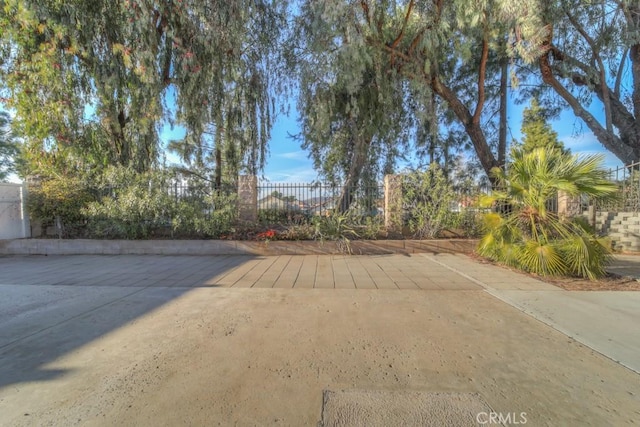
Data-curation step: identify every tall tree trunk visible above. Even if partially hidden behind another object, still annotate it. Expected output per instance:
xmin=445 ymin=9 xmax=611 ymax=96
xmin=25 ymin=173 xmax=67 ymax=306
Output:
xmin=443 ymin=141 xmax=450 ymax=174
xmin=428 ymin=132 xmax=436 ymax=165
xmin=214 ymin=122 xmax=223 ymax=190
xmin=498 ymin=56 xmax=508 ymax=168
xmin=336 ymin=134 xmax=369 ymax=213
xmin=214 ymin=146 xmax=222 ymax=191
xmin=536 ymin=3 xmax=640 ymax=165
xmin=538 ymin=38 xmax=637 ymax=164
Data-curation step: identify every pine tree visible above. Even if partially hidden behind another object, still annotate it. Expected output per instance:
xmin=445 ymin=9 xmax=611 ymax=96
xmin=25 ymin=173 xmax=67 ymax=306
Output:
xmin=520 ymin=99 xmax=567 ymax=154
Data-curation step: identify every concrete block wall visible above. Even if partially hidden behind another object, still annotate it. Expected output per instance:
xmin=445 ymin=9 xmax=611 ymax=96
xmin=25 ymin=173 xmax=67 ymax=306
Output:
xmin=0 ymin=183 xmax=30 ymax=239
xmin=588 ymin=211 xmax=640 ymax=252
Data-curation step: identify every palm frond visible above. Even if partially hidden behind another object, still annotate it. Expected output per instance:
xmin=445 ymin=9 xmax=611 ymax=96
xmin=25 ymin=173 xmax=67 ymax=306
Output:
xmin=518 ymin=240 xmax=566 ymax=276
xmin=560 ymin=234 xmax=611 ymax=279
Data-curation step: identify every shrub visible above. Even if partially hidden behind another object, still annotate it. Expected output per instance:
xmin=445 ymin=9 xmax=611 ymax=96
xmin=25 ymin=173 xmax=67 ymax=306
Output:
xmin=353 ymin=213 xmax=384 ymax=240
xmin=258 ymin=208 xmax=311 ymax=225
xmin=83 ymin=182 xmax=174 ymax=238
xmin=310 ymin=210 xmax=359 ymax=253
xmin=278 ymin=223 xmax=316 ymax=241
xmin=402 ymin=164 xmax=459 ymax=238
xmin=171 ymin=192 xmax=237 ymax=238
xmin=27 ymin=177 xmax=95 ymax=236
xmin=82 ymin=166 xmax=237 ymax=239
xmin=448 ymin=210 xmax=484 ymax=238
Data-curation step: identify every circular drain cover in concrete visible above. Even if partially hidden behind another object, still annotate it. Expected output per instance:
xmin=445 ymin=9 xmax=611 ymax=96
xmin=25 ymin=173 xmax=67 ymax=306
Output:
xmin=320 ymin=390 xmax=493 ymax=427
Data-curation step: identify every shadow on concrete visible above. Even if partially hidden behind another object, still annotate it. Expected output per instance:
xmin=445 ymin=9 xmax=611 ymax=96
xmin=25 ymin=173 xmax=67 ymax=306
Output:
xmin=0 ymin=255 xmax=253 ymax=388
xmin=607 ymin=255 xmax=640 ymax=279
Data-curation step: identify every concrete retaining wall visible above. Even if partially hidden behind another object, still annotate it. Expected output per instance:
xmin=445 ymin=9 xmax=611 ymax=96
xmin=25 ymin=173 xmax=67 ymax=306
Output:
xmin=589 ymin=211 xmax=640 ymax=252
xmin=0 ymin=239 xmax=478 ymax=256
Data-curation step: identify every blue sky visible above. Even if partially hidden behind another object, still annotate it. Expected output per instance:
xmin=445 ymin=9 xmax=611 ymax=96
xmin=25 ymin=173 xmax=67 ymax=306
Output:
xmin=254 ymin=113 xmax=318 ymax=182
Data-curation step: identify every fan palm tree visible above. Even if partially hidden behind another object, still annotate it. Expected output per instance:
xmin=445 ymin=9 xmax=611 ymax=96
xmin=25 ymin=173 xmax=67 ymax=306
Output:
xmin=478 ymin=146 xmax=618 ymax=279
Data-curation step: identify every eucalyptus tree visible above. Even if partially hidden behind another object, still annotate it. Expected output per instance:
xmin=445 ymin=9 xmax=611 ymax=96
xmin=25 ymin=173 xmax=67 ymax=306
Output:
xmin=290 ymin=1 xmax=416 ymax=211
xmin=531 ymin=0 xmax=640 ymax=164
xmin=0 ymin=0 xmax=285 ymax=178
xmin=169 ymin=1 xmax=285 ymax=186
xmin=292 ymin=0 xmax=532 ymax=183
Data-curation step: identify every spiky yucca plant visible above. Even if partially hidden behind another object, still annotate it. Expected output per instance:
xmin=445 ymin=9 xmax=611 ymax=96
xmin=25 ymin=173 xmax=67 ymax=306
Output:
xmin=478 ymin=147 xmax=618 ymax=279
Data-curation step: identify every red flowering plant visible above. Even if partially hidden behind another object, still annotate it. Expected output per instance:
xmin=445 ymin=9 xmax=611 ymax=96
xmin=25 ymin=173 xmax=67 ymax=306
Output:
xmin=256 ymin=229 xmax=277 ymax=242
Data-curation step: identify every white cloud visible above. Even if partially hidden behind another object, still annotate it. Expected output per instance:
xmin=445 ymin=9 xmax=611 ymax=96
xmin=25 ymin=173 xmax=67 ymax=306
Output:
xmin=276 ymin=150 xmax=308 ymax=161
xmin=263 ymin=166 xmax=320 ymax=183
xmin=560 ymin=132 xmax=600 ymax=151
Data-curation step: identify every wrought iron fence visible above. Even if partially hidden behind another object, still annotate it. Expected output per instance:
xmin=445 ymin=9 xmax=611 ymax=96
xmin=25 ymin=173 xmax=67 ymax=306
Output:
xmin=256 ymin=181 xmax=384 ymax=223
xmin=256 ymin=180 xmax=496 ymax=225
xmin=451 ymin=183 xmax=493 ymax=212
xmin=597 ymin=161 xmax=640 ymax=212
xmin=91 ymin=179 xmax=236 ymax=215
xmin=33 ymin=176 xmax=238 ymax=239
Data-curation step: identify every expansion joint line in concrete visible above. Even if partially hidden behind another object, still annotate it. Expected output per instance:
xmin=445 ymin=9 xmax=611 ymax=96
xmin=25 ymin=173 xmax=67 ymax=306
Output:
xmin=418 ymin=254 xmax=491 ymax=290
xmin=0 ymin=285 xmax=153 ymax=352
xmin=419 ymin=253 xmax=640 ymax=375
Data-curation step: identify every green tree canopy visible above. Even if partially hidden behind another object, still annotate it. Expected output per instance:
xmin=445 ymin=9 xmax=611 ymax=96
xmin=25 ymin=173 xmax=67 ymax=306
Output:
xmin=0 ymin=0 xmax=285 ymax=178
xmin=289 ymin=0 xmax=418 ymax=210
xmin=290 ymin=0 xmax=539 ymax=184
xmin=5 ymin=0 xmax=638 ymax=188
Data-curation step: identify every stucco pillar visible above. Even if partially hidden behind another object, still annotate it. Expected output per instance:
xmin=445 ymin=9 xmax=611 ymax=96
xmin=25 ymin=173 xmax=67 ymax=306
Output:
xmin=237 ymin=175 xmax=258 ymax=222
xmin=384 ymin=174 xmax=403 ymax=233
xmin=557 ymin=191 xmax=581 ymax=219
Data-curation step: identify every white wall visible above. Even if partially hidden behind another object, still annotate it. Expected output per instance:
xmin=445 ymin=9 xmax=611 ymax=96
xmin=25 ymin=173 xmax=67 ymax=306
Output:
xmin=0 ymin=183 xmax=30 ymax=239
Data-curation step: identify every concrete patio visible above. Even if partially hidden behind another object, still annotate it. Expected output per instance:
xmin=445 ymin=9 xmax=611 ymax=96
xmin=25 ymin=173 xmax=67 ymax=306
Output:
xmin=0 ymin=253 xmax=639 ymax=426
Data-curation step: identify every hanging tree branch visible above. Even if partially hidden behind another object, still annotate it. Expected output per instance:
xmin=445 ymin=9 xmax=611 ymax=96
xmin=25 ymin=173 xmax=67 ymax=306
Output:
xmin=565 ymin=9 xmax=613 ymax=132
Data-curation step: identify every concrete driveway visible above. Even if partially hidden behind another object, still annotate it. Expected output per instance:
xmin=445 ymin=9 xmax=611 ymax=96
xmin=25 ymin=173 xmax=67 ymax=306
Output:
xmin=0 ymin=254 xmax=639 ymax=426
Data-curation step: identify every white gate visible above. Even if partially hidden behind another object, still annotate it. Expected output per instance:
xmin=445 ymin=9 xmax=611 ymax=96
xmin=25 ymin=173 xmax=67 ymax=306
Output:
xmin=0 ymin=183 xmax=30 ymax=239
